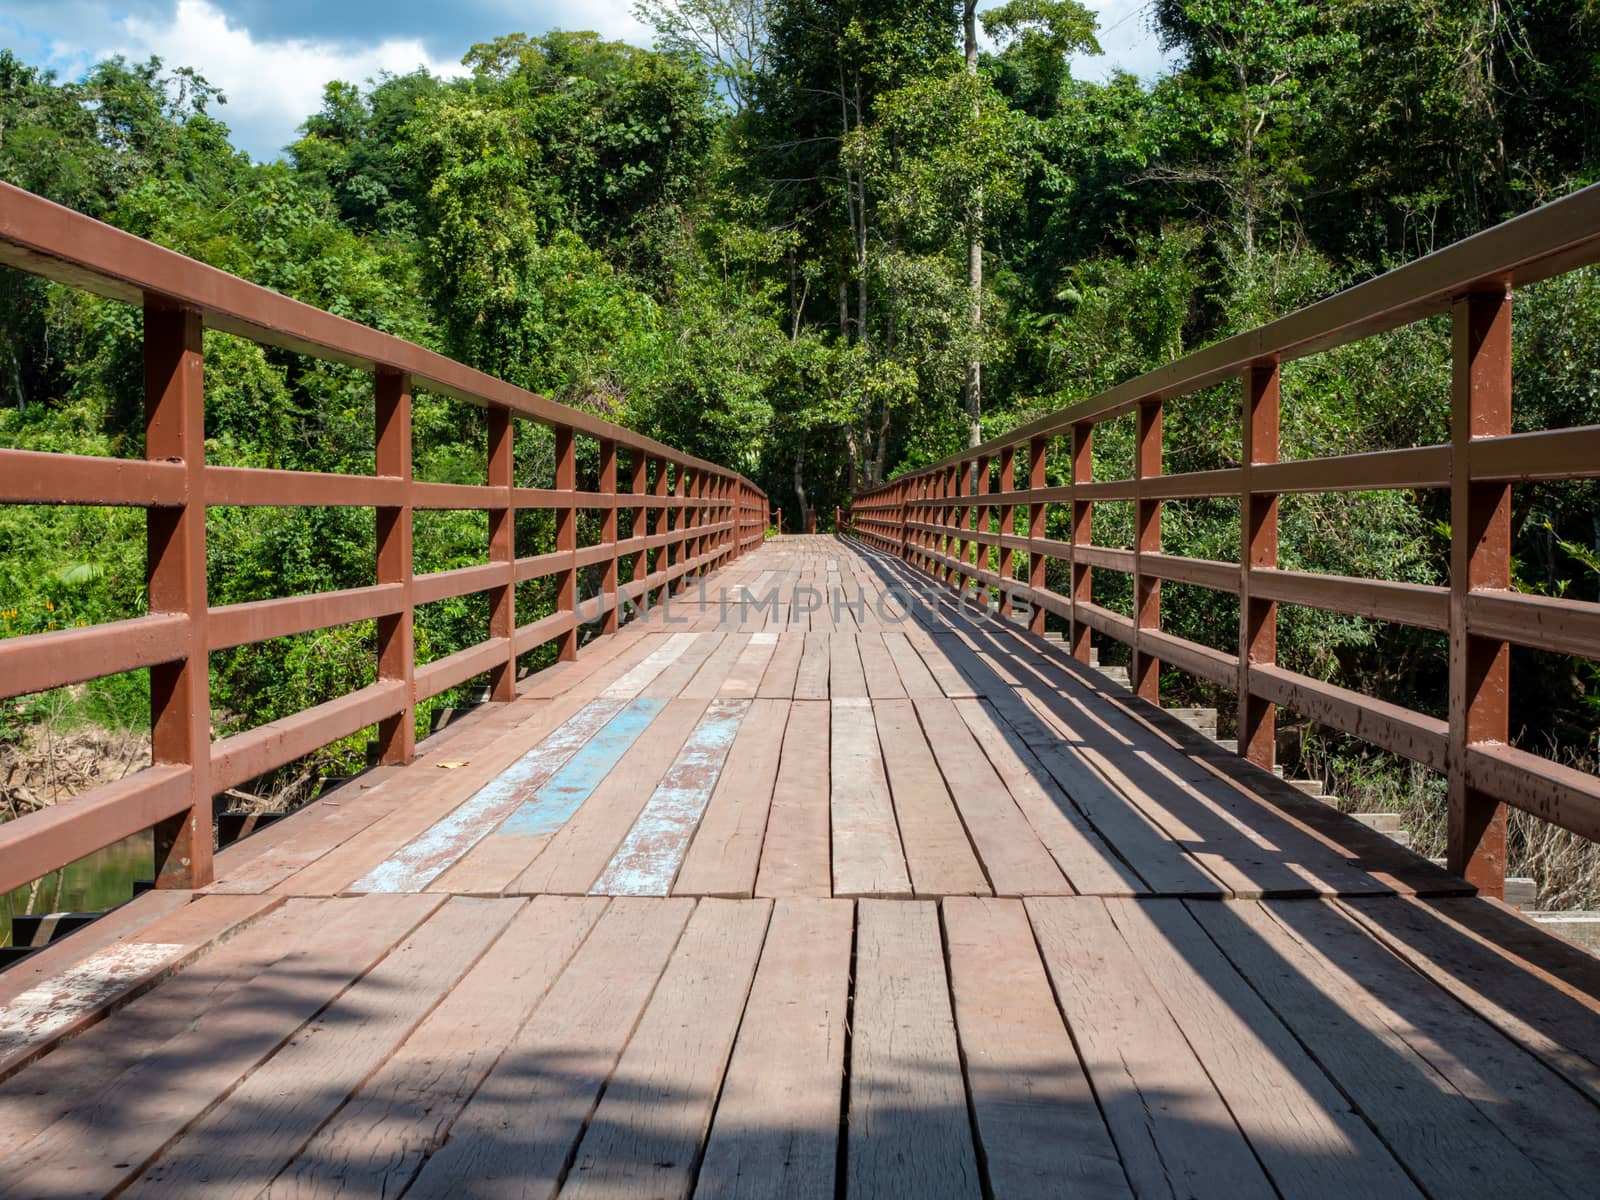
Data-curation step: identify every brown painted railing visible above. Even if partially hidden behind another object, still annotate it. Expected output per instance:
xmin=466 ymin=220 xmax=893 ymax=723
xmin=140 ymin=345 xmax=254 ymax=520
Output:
xmin=852 ymin=184 xmax=1600 ymax=899
xmin=0 ymin=182 xmax=766 ymax=893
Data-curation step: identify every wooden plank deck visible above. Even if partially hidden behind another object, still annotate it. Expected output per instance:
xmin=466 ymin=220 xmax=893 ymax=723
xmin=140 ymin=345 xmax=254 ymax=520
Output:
xmin=4 ymin=536 xmax=1600 ymax=1197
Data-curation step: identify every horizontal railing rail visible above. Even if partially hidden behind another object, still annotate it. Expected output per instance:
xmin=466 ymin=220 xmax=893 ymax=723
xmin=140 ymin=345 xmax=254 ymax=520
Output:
xmin=0 ymin=182 xmax=766 ymax=893
xmin=852 ymin=183 xmax=1600 ymax=900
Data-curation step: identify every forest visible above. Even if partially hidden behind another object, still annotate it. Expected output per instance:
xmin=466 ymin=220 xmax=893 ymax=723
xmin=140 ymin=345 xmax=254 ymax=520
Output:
xmin=1 ymin=1 xmax=1598 ymax=894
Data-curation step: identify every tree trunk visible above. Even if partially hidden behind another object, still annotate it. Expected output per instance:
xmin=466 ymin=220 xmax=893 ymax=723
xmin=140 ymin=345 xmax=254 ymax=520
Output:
xmin=962 ymin=1 xmax=983 ymax=448
xmin=793 ymin=445 xmax=813 ymax=531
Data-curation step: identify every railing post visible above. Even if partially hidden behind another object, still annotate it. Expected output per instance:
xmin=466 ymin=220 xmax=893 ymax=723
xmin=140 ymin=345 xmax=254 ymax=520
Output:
xmin=375 ymin=369 xmax=415 ymax=765
xmin=672 ymin=464 xmax=690 ymax=595
xmin=653 ymin=456 xmax=670 ymax=606
xmin=488 ymin=407 xmax=516 ymax=700
xmin=1133 ymin=397 xmax=1163 ymax=702
xmin=1449 ymin=290 xmax=1513 ymax=898
xmin=953 ymin=460 xmax=974 ymax=593
xmin=1069 ymin=421 xmax=1093 ymax=664
xmin=998 ymin=444 xmax=1017 ymax=616
xmin=1240 ymin=363 xmax=1280 ymax=770
xmin=599 ymin=437 xmax=619 ymax=636
xmin=898 ymin=479 xmax=909 ymax=559
xmin=974 ymin=457 xmax=991 ymax=595
xmin=555 ymin=426 xmax=578 ymax=661
xmin=943 ymin=466 xmax=959 ymax=585
xmin=1028 ymin=435 xmax=1048 ymax=634
xmin=145 ymin=303 xmax=212 ymax=889
xmin=630 ymin=452 xmax=649 ymax=614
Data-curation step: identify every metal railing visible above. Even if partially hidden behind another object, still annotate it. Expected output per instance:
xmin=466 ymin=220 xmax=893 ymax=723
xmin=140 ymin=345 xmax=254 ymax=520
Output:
xmin=852 ymin=184 xmax=1600 ymax=899
xmin=0 ymin=182 xmax=766 ymax=892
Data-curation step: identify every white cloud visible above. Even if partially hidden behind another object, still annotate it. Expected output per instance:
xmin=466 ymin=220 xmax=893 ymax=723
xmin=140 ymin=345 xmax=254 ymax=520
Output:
xmin=105 ymin=0 xmax=470 ymax=159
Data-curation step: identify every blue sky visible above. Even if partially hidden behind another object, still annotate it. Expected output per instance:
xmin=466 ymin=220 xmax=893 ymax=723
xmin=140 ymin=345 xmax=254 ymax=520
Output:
xmin=1 ymin=1 xmax=1175 ymax=161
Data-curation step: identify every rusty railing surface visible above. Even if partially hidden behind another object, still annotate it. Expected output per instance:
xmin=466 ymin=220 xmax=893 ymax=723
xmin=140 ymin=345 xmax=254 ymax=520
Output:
xmin=0 ymin=182 xmax=767 ymax=893
xmin=851 ymin=184 xmax=1600 ymax=899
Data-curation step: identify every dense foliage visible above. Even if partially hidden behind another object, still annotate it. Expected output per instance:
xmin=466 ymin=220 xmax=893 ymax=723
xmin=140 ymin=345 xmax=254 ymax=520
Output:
xmin=1 ymin=1 xmax=1597 ymax=807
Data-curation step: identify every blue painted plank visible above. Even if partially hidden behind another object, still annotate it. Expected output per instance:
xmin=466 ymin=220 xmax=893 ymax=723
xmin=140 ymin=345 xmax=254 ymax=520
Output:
xmin=498 ymin=698 xmax=670 ymax=837
xmin=590 ymin=699 xmax=751 ymax=896
xmin=346 ymin=699 xmax=626 ymax=893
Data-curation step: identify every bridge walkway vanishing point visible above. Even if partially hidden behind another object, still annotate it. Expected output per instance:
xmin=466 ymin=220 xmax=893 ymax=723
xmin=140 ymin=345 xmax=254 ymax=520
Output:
xmin=5 ymin=537 xmax=1600 ymax=1199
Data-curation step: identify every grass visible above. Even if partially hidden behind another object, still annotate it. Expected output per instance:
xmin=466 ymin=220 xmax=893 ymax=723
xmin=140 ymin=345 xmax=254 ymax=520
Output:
xmin=1300 ymin=728 xmax=1600 ymax=910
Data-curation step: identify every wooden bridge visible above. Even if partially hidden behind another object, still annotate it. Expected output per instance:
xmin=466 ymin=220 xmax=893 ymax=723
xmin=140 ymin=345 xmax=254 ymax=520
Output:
xmin=2 ymin=183 xmax=1600 ymax=1198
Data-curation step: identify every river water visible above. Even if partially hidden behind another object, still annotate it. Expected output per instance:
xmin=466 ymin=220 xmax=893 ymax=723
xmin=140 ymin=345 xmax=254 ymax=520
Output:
xmin=1 ymin=830 xmax=154 ymax=948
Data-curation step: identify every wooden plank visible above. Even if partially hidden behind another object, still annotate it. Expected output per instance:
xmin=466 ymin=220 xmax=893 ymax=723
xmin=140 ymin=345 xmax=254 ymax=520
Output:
xmin=1339 ymin=895 xmax=1600 ymax=1106
xmin=1261 ymin=897 xmax=1600 ymax=1196
xmin=510 ymin=700 xmax=707 ymax=895
xmin=756 ymin=631 xmax=804 ymax=698
xmin=873 ymin=698 xmax=990 ymax=896
xmin=848 ymin=900 xmax=981 ymax=1199
xmin=908 ymin=631 xmax=981 ymax=698
xmin=491 ymin=698 xmax=667 ymax=838
xmin=881 ymin=630 xmax=945 ymax=697
xmin=954 ymin=698 xmax=1149 ymax=895
xmin=640 ymin=631 xmax=725 ymax=697
xmin=794 ymin=631 xmax=830 ymax=699
xmin=1026 ymin=896 xmax=1277 ymax=1200
xmin=857 ymin=633 xmax=908 ymax=698
xmin=680 ymin=632 xmax=753 ymax=699
xmin=345 ymin=699 xmax=631 ymax=892
xmin=0 ymin=893 xmax=281 ymax=1082
xmin=915 ymin=697 xmax=1072 ymax=896
xmin=977 ymin=617 xmax=1439 ymax=895
xmin=990 ymin=695 xmax=1224 ymax=896
xmin=591 ymin=699 xmax=750 ymax=895
xmin=828 ymin=633 xmax=869 ymax=698
xmin=0 ymin=888 xmax=190 ymax=1010
xmin=2 ymin=901 xmax=321 ymax=1150
xmin=401 ymin=897 xmax=693 ymax=1199
xmin=272 ymin=686 xmax=631 ymax=896
xmin=562 ymin=898 xmax=771 ymax=1198
xmin=719 ymin=631 xmax=779 ymax=697
xmin=754 ymin=701 xmax=834 ymax=898
xmin=830 ymin=698 xmax=912 ymax=898
xmin=122 ymin=897 xmax=523 ymax=1198
xmin=673 ymin=698 xmax=789 ymax=897
xmin=265 ymin=895 xmax=607 ymax=1200
xmin=943 ymin=897 xmax=1129 ymax=1200
xmin=0 ymin=893 xmax=444 ymax=1198
xmin=600 ymin=632 xmax=698 ymax=697
xmin=1105 ymin=898 xmax=1422 ymax=1198
xmin=696 ymin=899 xmax=852 ymax=1200
xmin=1187 ymin=898 xmax=1566 ymax=1200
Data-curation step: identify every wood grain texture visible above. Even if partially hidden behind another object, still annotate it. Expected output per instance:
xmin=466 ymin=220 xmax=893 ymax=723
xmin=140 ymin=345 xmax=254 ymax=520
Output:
xmin=591 ymin=699 xmax=749 ymax=895
xmin=847 ymin=900 xmax=982 ymax=1200
xmin=123 ymin=897 xmax=522 ymax=1198
xmin=402 ymin=898 xmax=694 ymax=1200
xmin=1187 ymin=898 xmax=1566 ymax=1200
xmin=1104 ymin=898 xmax=1422 ymax=1199
xmin=673 ymin=698 xmax=789 ymax=896
xmin=755 ymin=700 xmax=833 ymax=897
xmin=873 ymin=698 xmax=989 ymax=896
xmin=265 ymin=895 xmax=606 ymax=1200
xmin=697 ymin=899 xmax=853 ymax=1200
xmin=830 ymin=699 xmax=911 ymax=898
xmin=944 ymin=897 xmax=1130 ymax=1200
xmin=1027 ymin=896 xmax=1277 ymax=1200
xmin=562 ymin=898 xmax=771 ymax=1198
xmin=510 ymin=699 xmax=708 ymax=896
xmin=0 ymin=893 xmax=444 ymax=1200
